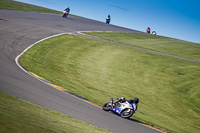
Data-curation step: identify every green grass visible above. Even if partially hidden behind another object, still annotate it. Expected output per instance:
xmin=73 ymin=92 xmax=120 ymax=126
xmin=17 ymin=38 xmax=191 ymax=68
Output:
xmin=0 ymin=91 xmax=111 ymax=133
xmin=2 ymin=0 xmax=200 ymax=132
xmin=0 ymin=1 xmax=107 ymax=132
xmin=19 ymin=34 xmax=200 ymax=133
xmin=84 ymin=32 xmax=200 ymax=61
xmin=0 ymin=0 xmax=62 ymax=14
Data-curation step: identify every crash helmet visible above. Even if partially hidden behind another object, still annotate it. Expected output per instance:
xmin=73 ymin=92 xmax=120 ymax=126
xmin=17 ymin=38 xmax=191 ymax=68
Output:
xmin=133 ymin=97 xmax=139 ymax=104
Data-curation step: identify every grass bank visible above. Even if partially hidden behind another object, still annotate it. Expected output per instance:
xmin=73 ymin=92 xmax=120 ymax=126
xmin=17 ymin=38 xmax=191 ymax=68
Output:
xmin=85 ymin=32 xmax=200 ymax=61
xmin=0 ymin=91 xmax=111 ymax=133
xmin=19 ymin=34 xmax=200 ymax=133
xmin=0 ymin=0 xmax=62 ymax=14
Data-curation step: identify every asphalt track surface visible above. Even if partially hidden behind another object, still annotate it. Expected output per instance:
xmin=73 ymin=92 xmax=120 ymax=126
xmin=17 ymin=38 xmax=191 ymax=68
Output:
xmin=0 ymin=10 xmax=161 ymax=133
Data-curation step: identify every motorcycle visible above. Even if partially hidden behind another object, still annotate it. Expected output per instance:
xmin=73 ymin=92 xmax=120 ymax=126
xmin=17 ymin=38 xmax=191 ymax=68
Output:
xmin=147 ymin=29 xmax=150 ymax=34
xmin=152 ymin=31 xmax=157 ymax=35
xmin=106 ymin=18 xmax=110 ymax=24
xmin=62 ymin=11 xmax=69 ymax=18
xmin=102 ymin=98 xmax=136 ymax=118
xmin=146 ymin=27 xmax=151 ymax=34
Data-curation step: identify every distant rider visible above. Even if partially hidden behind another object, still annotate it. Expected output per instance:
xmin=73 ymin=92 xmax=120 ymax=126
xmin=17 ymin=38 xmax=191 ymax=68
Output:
xmin=64 ymin=7 xmax=70 ymax=13
xmin=152 ymin=31 xmax=156 ymax=35
xmin=113 ymin=97 xmax=139 ymax=112
xmin=147 ymin=27 xmax=151 ymax=34
xmin=63 ymin=7 xmax=70 ymax=18
xmin=106 ymin=14 xmax=111 ymax=24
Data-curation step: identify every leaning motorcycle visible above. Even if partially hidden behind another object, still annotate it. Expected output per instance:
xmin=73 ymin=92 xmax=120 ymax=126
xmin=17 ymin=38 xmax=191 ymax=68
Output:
xmin=102 ymin=98 xmax=136 ymax=118
xmin=62 ymin=11 xmax=69 ymax=18
xmin=106 ymin=18 xmax=110 ymax=24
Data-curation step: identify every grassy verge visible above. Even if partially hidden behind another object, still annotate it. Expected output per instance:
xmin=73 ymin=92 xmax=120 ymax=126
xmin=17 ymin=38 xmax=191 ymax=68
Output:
xmin=84 ymin=32 xmax=200 ymax=61
xmin=0 ymin=0 xmax=62 ymax=14
xmin=0 ymin=91 xmax=111 ymax=133
xmin=19 ymin=34 xmax=200 ymax=133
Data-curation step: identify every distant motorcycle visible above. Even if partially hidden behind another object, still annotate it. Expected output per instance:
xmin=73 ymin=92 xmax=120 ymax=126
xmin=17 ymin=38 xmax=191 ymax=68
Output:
xmin=62 ymin=11 xmax=69 ymax=18
xmin=102 ymin=98 xmax=136 ymax=118
xmin=106 ymin=18 xmax=110 ymax=24
xmin=147 ymin=29 xmax=150 ymax=34
xmin=146 ymin=27 xmax=151 ymax=34
xmin=152 ymin=31 xmax=157 ymax=35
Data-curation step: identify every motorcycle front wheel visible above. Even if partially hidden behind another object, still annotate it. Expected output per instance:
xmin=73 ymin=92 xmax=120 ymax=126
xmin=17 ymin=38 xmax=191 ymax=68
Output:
xmin=65 ymin=13 xmax=68 ymax=18
xmin=102 ymin=102 xmax=112 ymax=111
xmin=120 ymin=109 xmax=134 ymax=118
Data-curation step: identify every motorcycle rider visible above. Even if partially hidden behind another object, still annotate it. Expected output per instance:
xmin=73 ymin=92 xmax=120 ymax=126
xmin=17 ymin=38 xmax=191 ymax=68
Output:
xmin=106 ymin=14 xmax=111 ymax=24
xmin=152 ymin=31 xmax=156 ymax=35
xmin=147 ymin=27 xmax=151 ymax=34
xmin=113 ymin=97 xmax=139 ymax=111
xmin=64 ymin=7 xmax=70 ymax=12
xmin=63 ymin=7 xmax=70 ymax=18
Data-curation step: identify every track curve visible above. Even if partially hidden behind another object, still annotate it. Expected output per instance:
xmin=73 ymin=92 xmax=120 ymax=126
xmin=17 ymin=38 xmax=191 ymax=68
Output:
xmin=0 ymin=10 xmax=160 ymax=133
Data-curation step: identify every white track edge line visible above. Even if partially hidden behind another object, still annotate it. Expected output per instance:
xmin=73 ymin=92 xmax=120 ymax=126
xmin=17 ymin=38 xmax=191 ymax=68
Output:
xmin=15 ymin=32 xmax=102 ymax=109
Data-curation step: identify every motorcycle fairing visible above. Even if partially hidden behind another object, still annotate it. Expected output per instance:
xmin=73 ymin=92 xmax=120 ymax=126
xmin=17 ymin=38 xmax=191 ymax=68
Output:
xmin=110 ymin=101 xmax=134 ymax=115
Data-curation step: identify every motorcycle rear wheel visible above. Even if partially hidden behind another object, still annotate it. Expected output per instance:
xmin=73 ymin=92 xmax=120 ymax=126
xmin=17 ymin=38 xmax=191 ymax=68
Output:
xmin=102 ymin=102 xmax=111 ymax=111
xmin=120 ymin=109 xmax=134 ymax=118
